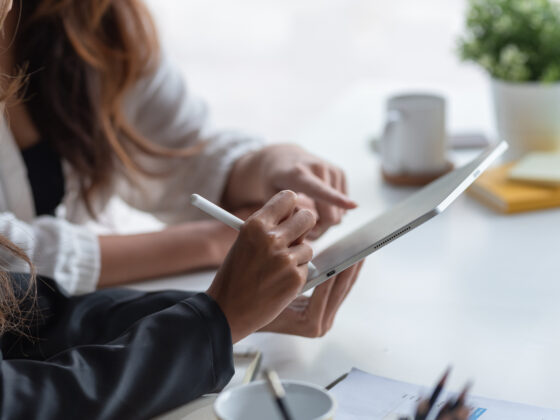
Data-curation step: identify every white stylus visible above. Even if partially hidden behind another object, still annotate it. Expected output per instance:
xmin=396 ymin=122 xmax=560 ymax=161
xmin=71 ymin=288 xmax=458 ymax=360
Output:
xmin=190 ymin=194 xmax=319 ymax=277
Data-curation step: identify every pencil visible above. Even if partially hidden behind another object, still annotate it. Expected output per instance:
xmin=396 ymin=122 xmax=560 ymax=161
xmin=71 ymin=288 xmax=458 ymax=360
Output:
xmin=264 ymin=370 xmax=294 ymax=420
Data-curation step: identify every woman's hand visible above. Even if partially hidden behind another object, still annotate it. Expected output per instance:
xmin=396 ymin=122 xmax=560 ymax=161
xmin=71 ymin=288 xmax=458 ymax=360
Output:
xmin=224 ymin=144 xmax=357 ymax=239
xmin=206 ymin=190 xmax=317 ymax=343
xmin=260 ymin=261 xmax=363 ymax=337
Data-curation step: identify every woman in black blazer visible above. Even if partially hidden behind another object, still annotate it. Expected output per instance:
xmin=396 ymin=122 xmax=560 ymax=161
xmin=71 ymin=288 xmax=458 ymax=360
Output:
xmin=0 ymin=192 xmax=363 ymax=419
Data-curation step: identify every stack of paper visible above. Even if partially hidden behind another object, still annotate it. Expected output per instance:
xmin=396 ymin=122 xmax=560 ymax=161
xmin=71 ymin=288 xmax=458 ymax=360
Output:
xmin=468 ymin=163 xmax=560 ymax=213
xmin=509 ymin=153 xmax=560 ymax=187
xmin=330 ymin=368 xmax=560 ymax=420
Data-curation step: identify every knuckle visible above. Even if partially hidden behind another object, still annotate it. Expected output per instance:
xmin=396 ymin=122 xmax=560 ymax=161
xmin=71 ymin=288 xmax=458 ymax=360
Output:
xmin=243 ymin=216 xmax=266 ymax=235
xmin=273 ymin=251 xmax=294 ymax=268
xmin=302 ymin=244 xmax=314 ymax=261
xmin=290 ymin=164 xmax=307 ymax=178
xmin=284 ymin=252 xmax=297 ymax=266
xmin=265 ymin=230 xmax=283 ymax=247
xmin=310 ymin=162 xmax=324 ymax=173
xmin=242 ymin=218 xmax=275 ymax=247
xmin=307 ymin=323 xmax=323 ymax=338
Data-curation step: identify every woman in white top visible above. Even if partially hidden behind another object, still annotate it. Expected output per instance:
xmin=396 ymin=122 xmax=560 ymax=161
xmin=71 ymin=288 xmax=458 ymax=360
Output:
xmin=0 ymin=3 xmax=471 ymax=417
xmin=0 ymin=0 xmax=356 ymax=297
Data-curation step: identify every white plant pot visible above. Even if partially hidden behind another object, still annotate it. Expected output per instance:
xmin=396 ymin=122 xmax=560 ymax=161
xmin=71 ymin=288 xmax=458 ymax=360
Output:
xmin=491 ymin=78 xmax=560 ymax=160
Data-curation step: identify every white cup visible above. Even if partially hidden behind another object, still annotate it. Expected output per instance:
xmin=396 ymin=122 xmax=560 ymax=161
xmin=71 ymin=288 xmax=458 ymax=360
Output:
xmin=379 ymin=94 xmax=448 ymax=175
xmin=214 ymin=380 xmax=336 ymax=420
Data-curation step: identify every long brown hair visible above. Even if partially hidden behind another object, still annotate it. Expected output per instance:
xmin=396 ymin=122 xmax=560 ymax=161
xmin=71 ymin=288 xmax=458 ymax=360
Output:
xmin=0 ymin=236 xmax=35 ymax=336
xmin=15 ymin=0 xmax=198 ymax=214
xmin=0 ymin=1 xmax=35 ymax=337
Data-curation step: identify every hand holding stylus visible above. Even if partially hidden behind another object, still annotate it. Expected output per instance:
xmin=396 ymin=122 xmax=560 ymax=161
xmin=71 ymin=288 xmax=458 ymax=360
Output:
xmin=191 ymin=194 xmax=319 ymax=278
xmin=206 ymin=191 xmax=317 ymax=342
xmin=199 ymin=191 xmax=361 ymax=341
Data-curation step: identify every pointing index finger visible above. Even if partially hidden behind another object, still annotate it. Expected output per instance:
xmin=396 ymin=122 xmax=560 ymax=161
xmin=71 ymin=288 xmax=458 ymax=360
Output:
xmin=292 ymin=169 xmax=357 ymax=209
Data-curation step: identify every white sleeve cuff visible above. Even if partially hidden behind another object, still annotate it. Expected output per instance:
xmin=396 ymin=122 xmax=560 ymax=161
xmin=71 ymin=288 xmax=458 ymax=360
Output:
xmin=31 ymin=217 xmax=101 ymax=295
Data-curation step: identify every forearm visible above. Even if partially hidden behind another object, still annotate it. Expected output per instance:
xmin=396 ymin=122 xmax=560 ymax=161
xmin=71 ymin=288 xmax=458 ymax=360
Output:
xmin=98 ymin=221 xmax=227 ymax=287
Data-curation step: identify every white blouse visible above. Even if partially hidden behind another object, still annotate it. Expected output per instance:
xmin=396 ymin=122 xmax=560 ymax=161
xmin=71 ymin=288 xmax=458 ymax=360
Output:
xmin=0 ymin=55 xmax=262 ymax=294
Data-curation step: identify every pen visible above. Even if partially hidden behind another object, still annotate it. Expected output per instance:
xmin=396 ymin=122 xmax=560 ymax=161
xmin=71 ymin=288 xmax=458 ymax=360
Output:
xmin=264 ymin=369 xmax=294 ymax=420
xmin=415 ymin=367 xmax=451 ymax=420
xmin=190 ymin=194 xmax=319 ymax=277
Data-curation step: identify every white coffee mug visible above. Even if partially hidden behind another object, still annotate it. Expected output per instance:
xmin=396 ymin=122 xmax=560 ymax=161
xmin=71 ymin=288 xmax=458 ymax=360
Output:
xmin=379 ymin=94 xmax=448 ymax=175
xmin=214 ymin=380 xmax=336 ymax=420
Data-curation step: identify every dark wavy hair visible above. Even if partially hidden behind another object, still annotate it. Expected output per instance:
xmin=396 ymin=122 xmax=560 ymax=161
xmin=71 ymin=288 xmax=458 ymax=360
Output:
xmin=15 ymin=0 xmax=198 ymax=214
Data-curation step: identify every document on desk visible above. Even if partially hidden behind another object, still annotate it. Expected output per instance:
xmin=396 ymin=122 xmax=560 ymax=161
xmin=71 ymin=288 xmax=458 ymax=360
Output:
xmin=330 ymin=368 xmax=560 ymax=420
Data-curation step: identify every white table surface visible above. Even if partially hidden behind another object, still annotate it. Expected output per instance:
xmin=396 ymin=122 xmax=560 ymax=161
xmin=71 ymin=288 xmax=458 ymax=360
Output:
xmin=132 ymin=80 xmax=560 ymax=418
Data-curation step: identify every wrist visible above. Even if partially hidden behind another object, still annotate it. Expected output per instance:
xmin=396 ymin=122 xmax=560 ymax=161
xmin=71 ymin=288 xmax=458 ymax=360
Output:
xmin=205 ymin=286 xmax=244 ymax=343
xmin=223 ymin=150 xmax=265 ymax=209
xmin=183 ymin=220 xmax=238 ymax=267
xmin=172 ymin=222 xmax=224 ymax=269
xmin=204 ymin=222 xmax=235 ymax=266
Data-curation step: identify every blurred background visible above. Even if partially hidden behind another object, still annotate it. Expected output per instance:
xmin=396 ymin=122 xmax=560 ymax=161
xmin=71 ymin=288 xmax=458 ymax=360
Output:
xmin=144 ymin=0 xmax=481 ymax=140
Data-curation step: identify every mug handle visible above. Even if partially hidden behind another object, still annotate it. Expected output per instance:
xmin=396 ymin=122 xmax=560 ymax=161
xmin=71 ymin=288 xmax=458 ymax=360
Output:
xmin=379 ymin=109 xmax=404 ymax=173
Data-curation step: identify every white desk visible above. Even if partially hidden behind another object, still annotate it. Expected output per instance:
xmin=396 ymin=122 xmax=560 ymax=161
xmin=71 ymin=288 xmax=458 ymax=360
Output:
xmin=133 ymin=81 xmax=560 ymax=417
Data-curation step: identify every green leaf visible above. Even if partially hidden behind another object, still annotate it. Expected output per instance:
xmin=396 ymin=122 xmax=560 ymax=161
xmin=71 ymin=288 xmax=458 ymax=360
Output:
xmin=457 ymin=0 xmax=560 ymax=82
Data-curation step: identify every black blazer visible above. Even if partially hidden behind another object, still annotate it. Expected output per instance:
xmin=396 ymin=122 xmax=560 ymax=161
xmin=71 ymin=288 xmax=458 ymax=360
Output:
xmin=0 ymin=274 xmax=234 ymax=420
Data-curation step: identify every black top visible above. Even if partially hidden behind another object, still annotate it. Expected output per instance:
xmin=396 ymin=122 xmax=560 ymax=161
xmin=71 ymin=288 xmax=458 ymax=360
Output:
xmin=20 ymin=141 xmax=65 ymax=216
xmin=0 ymin=275 xmax=234 ymax=420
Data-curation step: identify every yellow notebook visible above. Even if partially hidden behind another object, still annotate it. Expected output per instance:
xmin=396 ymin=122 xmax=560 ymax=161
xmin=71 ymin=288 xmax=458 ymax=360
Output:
xmin=468 ymin=163 xmax=560 ymax=213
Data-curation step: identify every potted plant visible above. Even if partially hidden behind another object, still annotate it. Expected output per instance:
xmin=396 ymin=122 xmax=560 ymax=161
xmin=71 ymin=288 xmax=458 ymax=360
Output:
xmin=458 ymin=0 xmax=560 ymax=159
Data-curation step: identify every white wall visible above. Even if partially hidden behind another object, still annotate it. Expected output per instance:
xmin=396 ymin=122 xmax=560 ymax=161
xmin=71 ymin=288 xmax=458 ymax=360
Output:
xmin=145 ymin=0 xmax=486 ymax=140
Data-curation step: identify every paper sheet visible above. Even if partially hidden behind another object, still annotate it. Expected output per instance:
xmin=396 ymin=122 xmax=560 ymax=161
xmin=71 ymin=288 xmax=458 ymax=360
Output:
xmin=330 ymin=368 xmax=560 ymax=420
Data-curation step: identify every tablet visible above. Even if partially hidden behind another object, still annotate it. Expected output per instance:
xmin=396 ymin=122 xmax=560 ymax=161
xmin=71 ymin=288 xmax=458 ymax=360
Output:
xmin=302 ymin=140 xmax=508 ymax=292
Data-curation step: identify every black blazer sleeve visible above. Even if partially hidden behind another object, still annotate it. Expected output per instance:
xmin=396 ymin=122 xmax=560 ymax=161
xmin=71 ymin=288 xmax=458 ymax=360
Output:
xmin=0 ymin=276 xmax=234 ymax=420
